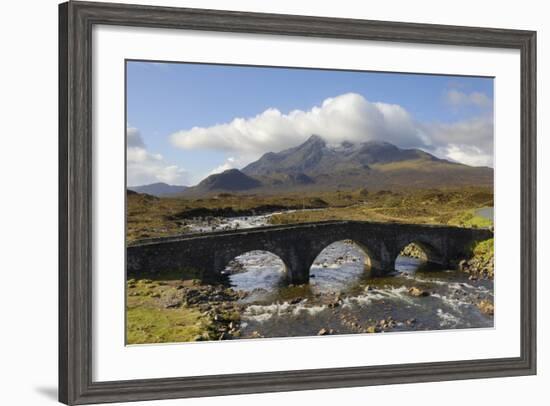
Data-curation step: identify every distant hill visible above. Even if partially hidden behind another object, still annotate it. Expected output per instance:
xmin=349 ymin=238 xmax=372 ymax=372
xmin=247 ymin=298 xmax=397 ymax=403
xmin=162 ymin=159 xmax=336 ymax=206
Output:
xmin=181 ymin=135 xmax=493 ymax=196
xmin=128 ymin=182 xmax=187 ymax=197
xmin=182 ymin=169 xmax=261 ymax=197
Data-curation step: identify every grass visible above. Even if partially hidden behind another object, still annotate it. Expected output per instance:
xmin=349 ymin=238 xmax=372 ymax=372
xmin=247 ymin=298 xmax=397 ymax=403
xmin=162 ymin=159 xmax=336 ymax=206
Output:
xmin=126 ymin=278 xmax=211 ymax=344
xmin=127 ymin=305 xmax=206 ymax=344
xmin=269 ymin=188 xmax=494 ymax=228
xmin=127 ymin=186 xmax=494 ymax=242
xmin=473 ymin=237 xmax=494 ymax=262
xmin=127 ymin=190 xmax=357 ymax=242
xmin=447 ymin=209 xmax=493 ymax=228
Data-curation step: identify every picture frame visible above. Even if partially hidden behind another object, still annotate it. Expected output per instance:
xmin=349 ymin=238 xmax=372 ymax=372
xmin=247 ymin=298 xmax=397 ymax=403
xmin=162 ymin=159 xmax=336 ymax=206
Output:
xmin=59 ymin=1 xmax=537 ymax=404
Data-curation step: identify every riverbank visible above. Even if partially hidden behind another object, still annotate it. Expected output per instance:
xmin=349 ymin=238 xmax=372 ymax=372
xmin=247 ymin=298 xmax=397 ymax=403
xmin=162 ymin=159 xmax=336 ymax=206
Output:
xmin=126 ymin=277 xmax=248 ymax=344
xmin=459 ymin=238 xmax=495 ymax=280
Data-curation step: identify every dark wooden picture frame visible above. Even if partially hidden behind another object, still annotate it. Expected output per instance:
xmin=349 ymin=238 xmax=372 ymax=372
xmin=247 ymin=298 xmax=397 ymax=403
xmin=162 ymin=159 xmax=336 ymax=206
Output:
xmin=59 ymin=1 xmax=537 ymax=404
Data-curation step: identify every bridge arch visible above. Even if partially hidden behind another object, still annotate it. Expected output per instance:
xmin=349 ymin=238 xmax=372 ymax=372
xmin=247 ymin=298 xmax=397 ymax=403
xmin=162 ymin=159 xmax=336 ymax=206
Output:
xmin=310 ymin=239 xmax=375 ymax=279
xmin=222 ymin=250 xmax=289 ymax=291
xmin=396 ymin=240 xmax=444 ymax=270
xmin=214 ymin=245 xmax=291 ymax=278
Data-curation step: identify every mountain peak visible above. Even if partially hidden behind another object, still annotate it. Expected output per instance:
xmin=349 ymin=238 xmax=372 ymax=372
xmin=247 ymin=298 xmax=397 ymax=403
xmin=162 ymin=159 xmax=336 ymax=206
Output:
xmin=296 ymin=134 xmax=327 ymax=152
xmin=196 ymin=168 xmax=261 ymax=192
xmin=218 ymin=168 xmax=241 ymax=175
xmin=304 ymin=134 xmax=325 ymax=144
xmin=242 ymin=137 xmax=457 ymax=179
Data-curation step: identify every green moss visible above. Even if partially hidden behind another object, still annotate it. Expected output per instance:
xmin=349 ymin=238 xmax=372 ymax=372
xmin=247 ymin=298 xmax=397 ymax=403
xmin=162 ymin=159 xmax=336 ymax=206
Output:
xmin=473 ymin=238 xmax=494 ymax=261
xmin=126 ymin=304 xmax=208 ymax=344
xmin=126 ymin=278 xmax=212 ymax=344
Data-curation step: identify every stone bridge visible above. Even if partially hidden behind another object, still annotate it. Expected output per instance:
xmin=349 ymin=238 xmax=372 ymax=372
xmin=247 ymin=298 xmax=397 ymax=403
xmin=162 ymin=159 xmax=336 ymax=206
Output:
xmin=127 ymin=221 xmax=493 ymax=284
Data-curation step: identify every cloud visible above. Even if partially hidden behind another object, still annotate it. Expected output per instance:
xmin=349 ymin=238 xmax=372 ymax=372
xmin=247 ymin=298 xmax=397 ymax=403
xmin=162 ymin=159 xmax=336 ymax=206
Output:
xmin=169 ymin=92 xmax=493 ymax=169
xmin=437 ymin=144 xmax=493 ymax=167
xmin=171 ymin=93 xmax=424 ymax=157
xmin=445 ymin=89 xmax=492 ymax=109
xmin=127 ymin=127 xmax=189 ymax=186
xmin=127 ymin=127 xmax=145 ymax=148
xmin=426 ymin=115 xmax=493 ymax=166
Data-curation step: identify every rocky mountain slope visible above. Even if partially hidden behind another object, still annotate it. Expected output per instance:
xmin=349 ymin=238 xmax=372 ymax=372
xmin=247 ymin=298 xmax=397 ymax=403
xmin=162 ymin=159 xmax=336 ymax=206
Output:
xmin=181 ymin=135 xmax=493 ymax=196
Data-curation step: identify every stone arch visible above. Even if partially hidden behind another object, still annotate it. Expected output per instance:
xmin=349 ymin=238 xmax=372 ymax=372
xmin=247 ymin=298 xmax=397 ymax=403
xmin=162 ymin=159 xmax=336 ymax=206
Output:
xmin=216 ymin=246 xmax=290 ymax=277
xmin=221 ymin=249 xmax=289 ymax=290
xmin=396 ymin=240 xmax=444 ymax=269
xmin=221 ymin=249 xmax=288 ymax=274
xmin=310 ymin=239 xmax=376 ymax=279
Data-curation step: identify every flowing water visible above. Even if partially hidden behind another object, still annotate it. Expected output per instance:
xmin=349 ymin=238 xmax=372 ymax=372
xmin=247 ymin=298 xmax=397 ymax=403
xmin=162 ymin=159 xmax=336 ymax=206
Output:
xmin=224 ymin=243 xmax=493 ymax=338
xmin=187 ymin=213 xmax=276 ymax=233
xmin=208 ymin=212 xmax=494 ymax=338
xmin=187 ymin=209 xmax=320 ymax=233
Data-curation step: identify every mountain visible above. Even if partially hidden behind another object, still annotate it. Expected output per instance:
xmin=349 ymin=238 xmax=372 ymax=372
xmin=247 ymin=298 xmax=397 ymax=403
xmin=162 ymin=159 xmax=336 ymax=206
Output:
xmin=128 ymin=182 xmax=187 ymax=197
xmin=182 ymin=168 xmax=261 ymax=196
xmin=242 ymin=134 xmax=439 ymax=177
xmin=182 ymin=135 xmax=493 ymax=196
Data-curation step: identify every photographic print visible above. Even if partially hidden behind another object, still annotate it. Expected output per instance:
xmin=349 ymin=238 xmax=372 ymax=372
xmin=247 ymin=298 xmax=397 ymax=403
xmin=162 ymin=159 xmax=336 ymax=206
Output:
xmin=125 ymin=61 xmax=495 ymax=344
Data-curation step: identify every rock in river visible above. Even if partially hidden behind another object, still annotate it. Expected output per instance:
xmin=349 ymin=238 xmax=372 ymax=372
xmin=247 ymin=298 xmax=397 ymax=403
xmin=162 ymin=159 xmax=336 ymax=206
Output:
xmin=317 ymin=328 xmax=335 ymax=336
xmin=477 ymin=300 xmax=495 ymax=315
xmin=408 ymin=287 xmax=430 ymax=297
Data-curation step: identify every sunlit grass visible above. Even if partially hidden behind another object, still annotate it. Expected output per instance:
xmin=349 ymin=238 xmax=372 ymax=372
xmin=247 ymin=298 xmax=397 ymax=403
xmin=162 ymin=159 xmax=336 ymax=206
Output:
xmin=126 ymin=305 xmax=207 ymax=344
xmin=473 ymin=238 xmax=494 ymax=262
xmin=447 ymin=209 xmax=493 ymax=228
xmin=126 ymin=278 xmax=210 ymax=344
xmin=269 ymin=188 xmax=493 ymax=228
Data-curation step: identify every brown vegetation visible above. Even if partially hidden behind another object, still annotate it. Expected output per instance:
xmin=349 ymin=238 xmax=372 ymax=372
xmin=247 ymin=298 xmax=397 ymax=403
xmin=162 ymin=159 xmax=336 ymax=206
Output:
xmin=127 ymin=186 xmax=493 ymax=242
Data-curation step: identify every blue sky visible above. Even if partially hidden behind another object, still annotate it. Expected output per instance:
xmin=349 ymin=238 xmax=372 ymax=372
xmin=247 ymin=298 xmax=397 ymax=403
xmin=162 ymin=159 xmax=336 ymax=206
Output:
xmin=126 ymin=61 xmax=494 ymax=186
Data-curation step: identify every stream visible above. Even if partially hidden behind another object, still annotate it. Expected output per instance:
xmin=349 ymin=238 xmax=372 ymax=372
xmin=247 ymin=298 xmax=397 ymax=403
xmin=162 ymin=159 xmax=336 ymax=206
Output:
xmin=203 ymin=211 xmax=494 ymax=337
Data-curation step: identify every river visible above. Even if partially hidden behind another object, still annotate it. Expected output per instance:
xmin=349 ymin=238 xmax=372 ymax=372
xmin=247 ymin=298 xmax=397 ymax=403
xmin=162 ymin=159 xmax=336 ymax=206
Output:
xmin=203 ymin=211 xmax=494 ymax=337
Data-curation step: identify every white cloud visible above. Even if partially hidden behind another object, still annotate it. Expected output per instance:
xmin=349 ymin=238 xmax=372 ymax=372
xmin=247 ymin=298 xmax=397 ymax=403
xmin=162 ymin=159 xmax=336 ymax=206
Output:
xmin=172 ymin=93 xmax=423 ymax=158
xmin=437 ymin=144 xmax=493 ymax=167
xmin=445 ymin=89 xmax=492 ymax=109
xmin=127 ymin=127 xmax=189 ymax=186
xmin=169 ymin=92 xmax=493 ymax=169
xmin=426 ymin=115 xmax=493 ymax=167
xmin=207 ymin=157 xmax=239 ymax=176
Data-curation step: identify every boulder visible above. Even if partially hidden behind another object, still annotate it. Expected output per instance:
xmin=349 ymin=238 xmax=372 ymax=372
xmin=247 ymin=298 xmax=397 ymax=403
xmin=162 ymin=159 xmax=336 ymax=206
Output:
xmin=365 ymin=326 xmax=380 ymax=333
xmin=317 ymin=328 xmax=329 ymax=336
xmin=408 ymin=287 xmax=430 ymax=297
xmin=477 ymin=300 xmax=495 ymax=315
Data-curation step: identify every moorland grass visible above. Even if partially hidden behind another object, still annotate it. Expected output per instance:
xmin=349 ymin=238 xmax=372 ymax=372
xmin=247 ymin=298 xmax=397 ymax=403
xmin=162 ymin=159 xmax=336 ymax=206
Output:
xmin=126 ymin=278 xmax=210 ymax=344
xmin=127 ymin=187 xmax=494 ymax=242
